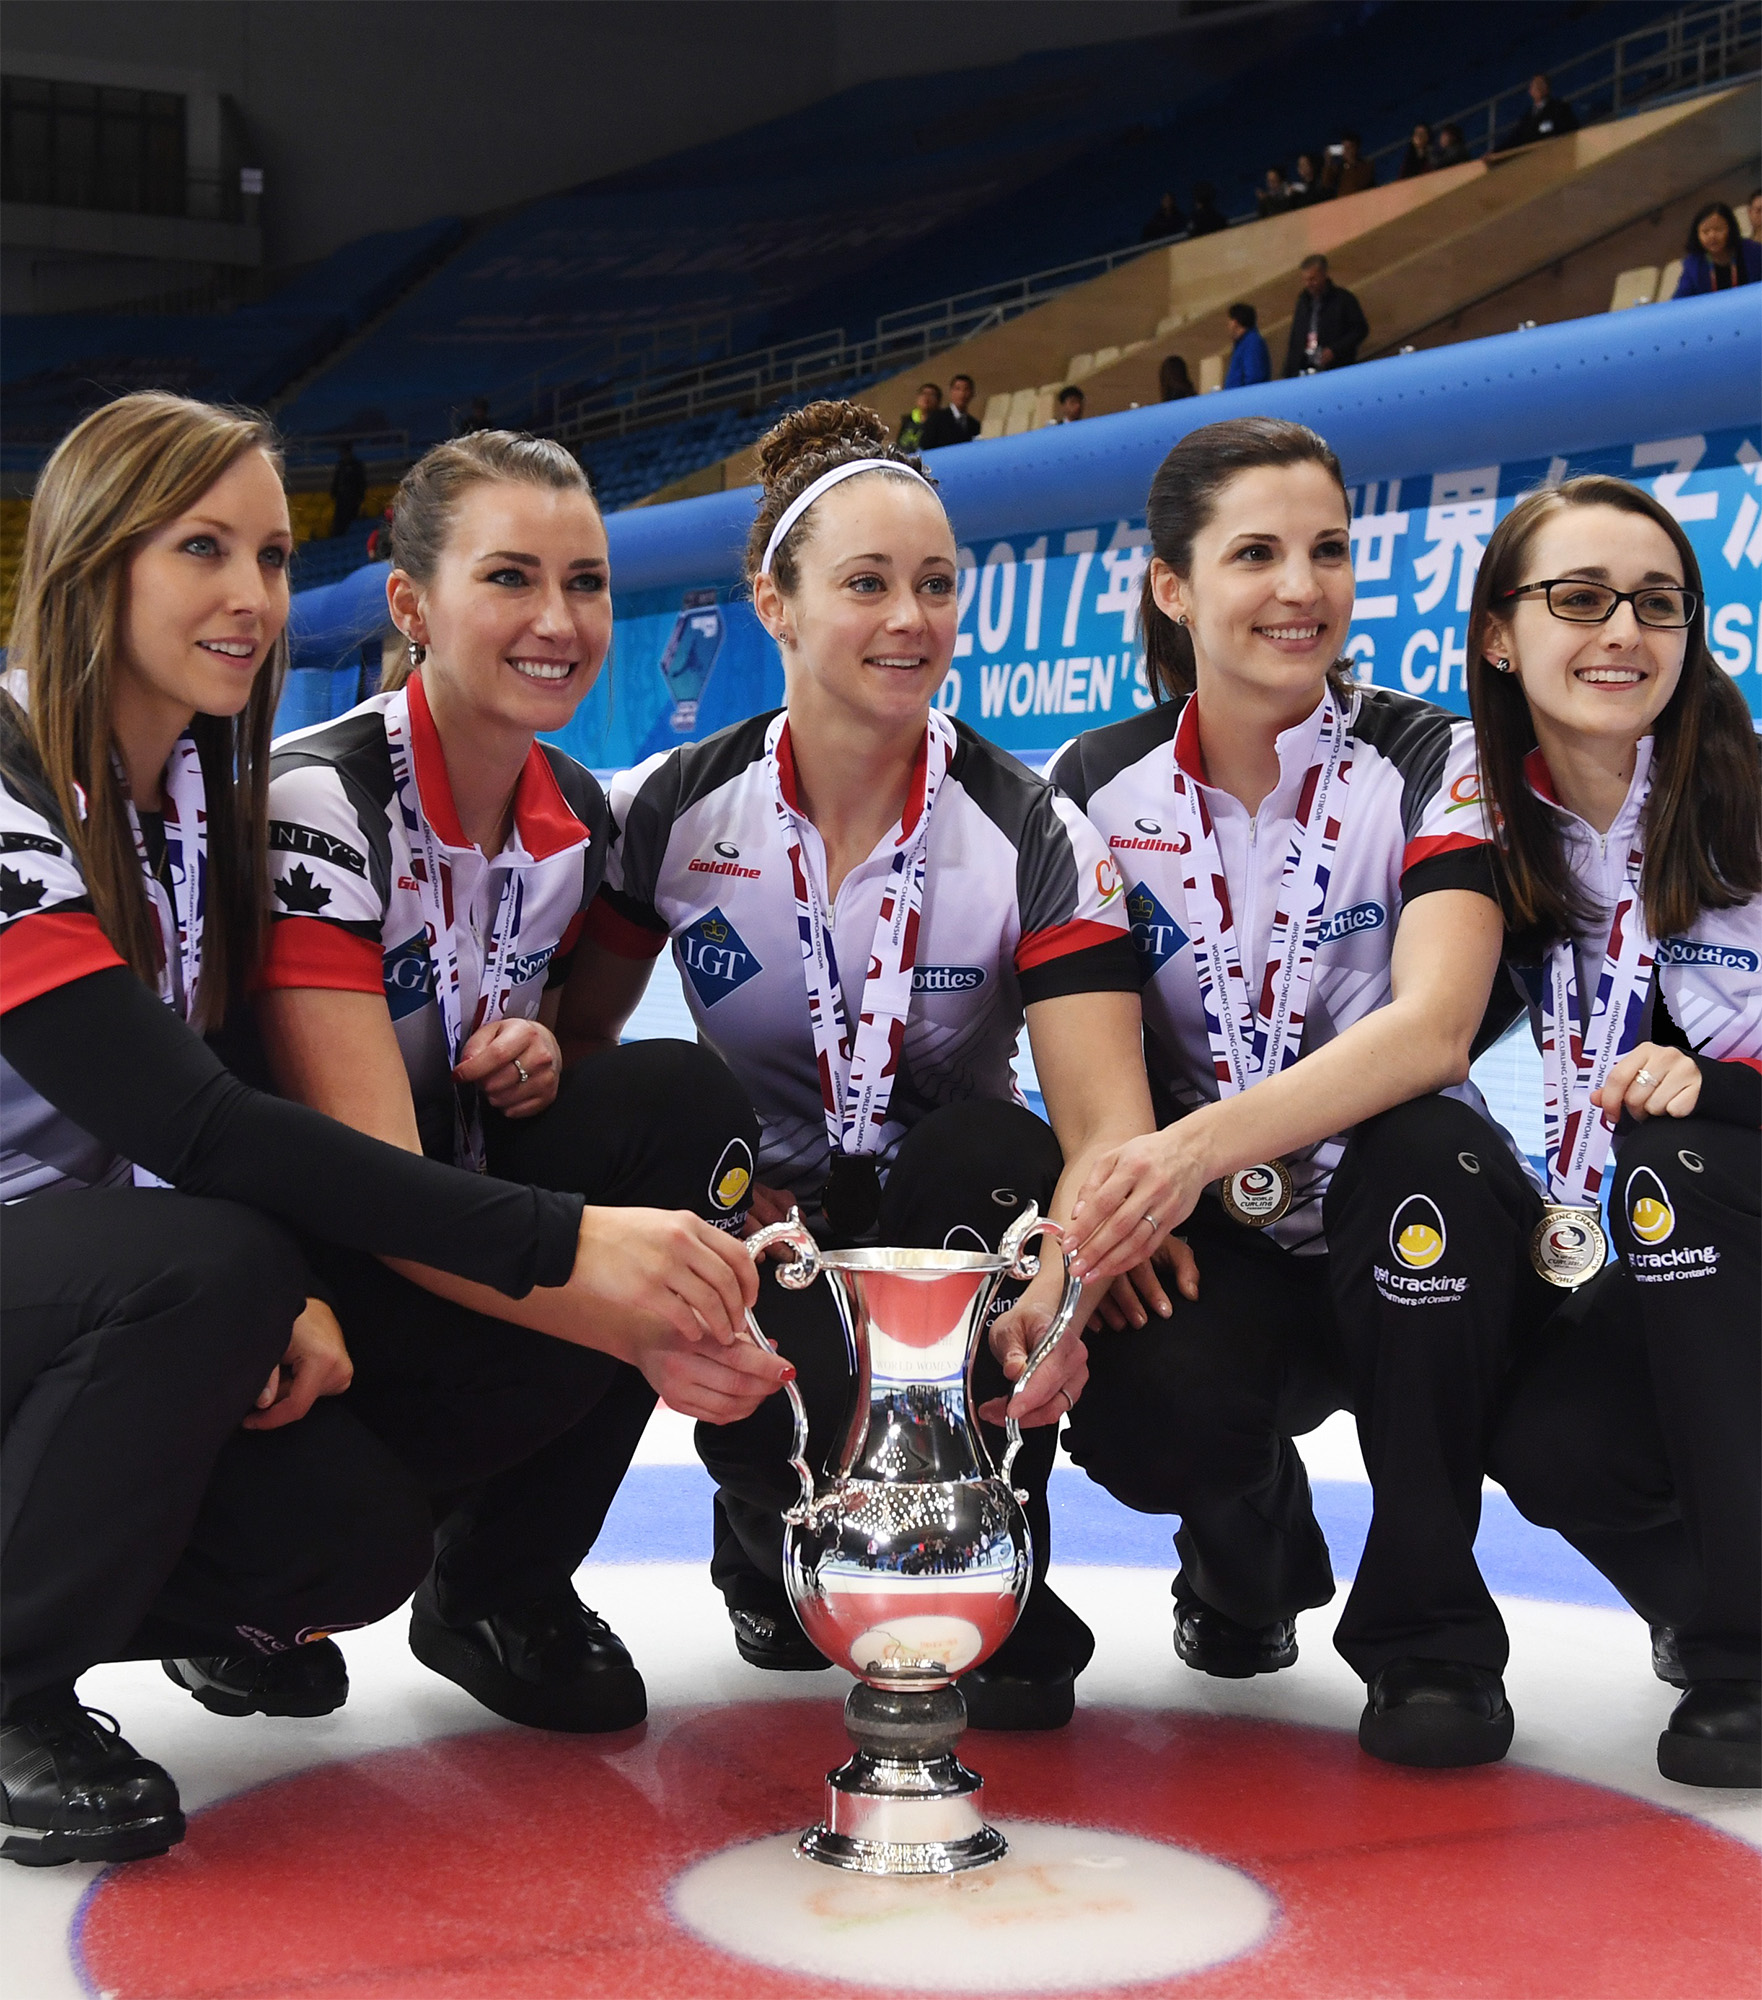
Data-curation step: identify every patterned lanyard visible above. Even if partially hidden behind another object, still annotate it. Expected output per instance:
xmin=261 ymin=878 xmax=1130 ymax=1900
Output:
xmin=767 ymin=709 xmax=955 ymax=1161
xmin=121 ymin=730 xmax=206 ymax=1019
xmin=1540 ymin=813 xmax=1655 ymax=1210
xmin=1166 ymin=692 xmax=1352 ymax=1097
xmin=384 ymin=685 xmax=525 ymax=1172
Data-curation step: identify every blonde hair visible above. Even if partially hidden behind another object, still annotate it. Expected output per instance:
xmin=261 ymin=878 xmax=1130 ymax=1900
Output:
xmin=381 ymin=430 xmax=595 ymax=693
xmin=8 ymin=391 xmax=287 ymax=1026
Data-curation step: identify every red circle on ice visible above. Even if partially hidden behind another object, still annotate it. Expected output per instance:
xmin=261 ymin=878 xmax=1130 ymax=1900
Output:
xmin=78 ymin=1702 xmax=1760 ymax=1999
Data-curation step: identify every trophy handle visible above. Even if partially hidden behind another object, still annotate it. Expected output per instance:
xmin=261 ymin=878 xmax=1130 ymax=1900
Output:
xmin=744 ymin=1210 xmax=823 ymax=1526
xmin=997 ymin=1214 xmax=1084 ymax=1497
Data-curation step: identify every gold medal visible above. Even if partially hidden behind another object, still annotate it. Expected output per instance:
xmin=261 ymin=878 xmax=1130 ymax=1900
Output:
xmin=1530 ymin=1205 xmax=1608 ymax=1288
xmin=1219 ymin=1159 xmax=1294 ymax=1228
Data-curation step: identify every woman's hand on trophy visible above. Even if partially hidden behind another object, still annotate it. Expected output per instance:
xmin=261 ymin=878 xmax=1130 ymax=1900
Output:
xmin=1089 ymin=1237 xmax=1201 ymax=1332
xmin=978 ymin=1301 xmax=1089 ymax=1428
xmin=1067 ymin=1128 xmax=1208 ymax=1284
xmin=454 ymin=1015 xmax=563 ymax=1119
xmin=568 ymin=1204 xmax=760 ymax=1343
xmin=743 ymin=1178 xmax=803 ymax=1255
xmin=633 ymin=1326 xmax=796 ymax=1424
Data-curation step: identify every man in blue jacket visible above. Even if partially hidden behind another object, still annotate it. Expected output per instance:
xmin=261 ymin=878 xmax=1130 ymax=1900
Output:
xmin=1223 ymin=303 xmax=1272 ymax=389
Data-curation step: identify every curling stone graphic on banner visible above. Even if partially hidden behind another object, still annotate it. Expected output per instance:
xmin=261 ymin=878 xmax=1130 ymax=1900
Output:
xmin=658 ymin=587 xmax=726 ymax=733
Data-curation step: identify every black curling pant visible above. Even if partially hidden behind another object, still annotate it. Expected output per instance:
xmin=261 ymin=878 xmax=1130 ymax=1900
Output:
xmin=1 ymin=1192 xmax=431 ymax=1713
xmin=1323 ymin=1093 xmax=1556 ymax=1679
xmin=1492 ymin=1117 xmax=1759 ymax=1683
xmin=698 ymin=1100 xmax=1092 ymax=1667
xmin=1062 ymin=1200 xmax=1347 ymax=1631
xmin=312 ymin=1038 xmax=761 ymax=1624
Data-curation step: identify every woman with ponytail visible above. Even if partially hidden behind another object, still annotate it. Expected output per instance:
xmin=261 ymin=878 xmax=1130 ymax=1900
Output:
xmin=570 ymin=399 xmax=1156 ymax=1729
xmin=0 ymin=394 xmax=767 ymax=1868
xmin=1051 ymin=417 xmax=1531 ymax=1770
xmin=1467 ymin=477 xmax=1760 ymax=1789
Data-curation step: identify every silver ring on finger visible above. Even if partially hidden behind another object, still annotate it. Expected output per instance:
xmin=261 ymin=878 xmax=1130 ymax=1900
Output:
xmin=513 ymin=1057 xmax=530 ymax=1087
xmin=1057 ymin=1386 xmax=1073 ymax=1415
xmin=1635 ymin=1067 xmax=1656 ymax=1088
xmin=1142 ymin=1211 xmax=1158 ymax=1232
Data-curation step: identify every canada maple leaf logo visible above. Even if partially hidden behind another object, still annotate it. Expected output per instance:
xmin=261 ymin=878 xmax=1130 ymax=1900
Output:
xmin=273 ymin=862 xmax=332 ymax=914
xmin=0 ymin=865 xmax=47 ymax=917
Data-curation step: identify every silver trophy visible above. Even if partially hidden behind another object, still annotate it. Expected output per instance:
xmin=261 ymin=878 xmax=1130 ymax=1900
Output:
xmin=743 ymin=1204 xmax=1081 ymax=1876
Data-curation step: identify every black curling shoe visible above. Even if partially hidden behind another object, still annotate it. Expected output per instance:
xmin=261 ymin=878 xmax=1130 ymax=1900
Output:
xmin=729 ymin=1604 xmax=831 ymax=1672
xmin=409 ymin=1583 xmax=646 ymax=1733
xmin=1650 ymin=1625 xmax=1689 ymax=1689
xmin=163 ymin=1638 xmax=349 ymax=1718
xmin=1 ymin=1698 xmax=184 ymax=1867
xmin=1657 ymin=1681 xmax=1762 ymax=1788
xmin=964 ymin=1584 xmax=1095 ymax=1731
xmin=1359 ymin=1658 xmax=1514 ymax=1768
xmin=1172 ymin=1578 xmax=1298 ymax=1679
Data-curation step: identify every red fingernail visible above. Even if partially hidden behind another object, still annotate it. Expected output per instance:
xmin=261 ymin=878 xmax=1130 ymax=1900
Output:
xmin=781 ymin=1365 xmax=797 ymax=1381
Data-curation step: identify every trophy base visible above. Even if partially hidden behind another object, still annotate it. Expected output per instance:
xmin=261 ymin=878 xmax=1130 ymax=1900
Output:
xmin=797 ymin=1684 xmax=1008 ymax=1875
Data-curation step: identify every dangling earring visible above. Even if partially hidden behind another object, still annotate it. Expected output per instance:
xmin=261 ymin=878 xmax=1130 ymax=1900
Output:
xmin=405 ymin=634 xmax=427 ymax=669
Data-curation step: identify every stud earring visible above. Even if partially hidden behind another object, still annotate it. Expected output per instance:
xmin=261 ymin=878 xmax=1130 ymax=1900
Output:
xmin=1493 ymin=657 xmax=1512 ymax=673
xmin=1176 ymin=614 xmax=1190 ymax=628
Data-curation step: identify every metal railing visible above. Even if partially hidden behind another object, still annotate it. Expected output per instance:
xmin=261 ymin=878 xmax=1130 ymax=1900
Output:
xmin=1367 ymin=0 xmax=1759 ymax=171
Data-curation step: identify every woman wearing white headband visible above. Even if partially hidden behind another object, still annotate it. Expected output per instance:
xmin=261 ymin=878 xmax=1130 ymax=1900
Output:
xmin=572 ymin=400 xmax=1157 ymax=1728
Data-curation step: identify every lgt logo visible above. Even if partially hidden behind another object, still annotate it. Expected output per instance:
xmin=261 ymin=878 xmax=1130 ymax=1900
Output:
xmin=679 ymin=906 xmax=762 ymax=1007
xmin=1127 ymin=882 xmax=1188 ymax=976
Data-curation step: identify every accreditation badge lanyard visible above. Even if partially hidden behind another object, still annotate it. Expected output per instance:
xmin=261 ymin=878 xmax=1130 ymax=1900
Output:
xmin=767 ymin=709 xmax=954 ymax=1234
xmin=385 ymin=686 xmax=525 ymax=1173
xmin=124 ymin=731 xmax=207 ymax=1188
xmin=1533 ymin=813 xmax=1655 ymax=1286
xmin=1166 ymin=692 xmax=1351 ymax=1225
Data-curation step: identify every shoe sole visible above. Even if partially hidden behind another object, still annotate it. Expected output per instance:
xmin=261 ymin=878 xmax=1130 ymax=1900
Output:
xmin=963 ymin=1669 xmax=1076 ymax=1732
xmin=161 ymin=1659 xmax=346 ymax=1719
xmin=2 ymin=1811 xmax=185 ymax=1868
xmin=408 ymin=1615 xmax=647 ymax=1733
xmin=1174 ymin=1634 xmax=1299 ymax=1680
xmin=1657 ymin=1730 xmax=1762 ymax=1788
xmin=731 ymin=1627 xmax=832 ymax=1673
xmin=1359 ymin=1700 xmax=1515 ymax=1769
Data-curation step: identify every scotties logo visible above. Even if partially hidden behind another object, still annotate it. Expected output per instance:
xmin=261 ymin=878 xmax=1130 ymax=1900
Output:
xmin=1626 ymin=1165 xmax=1674 ymax=1244
xmin=1315 ymin=900 xmax=1386 ymax=945
xmin=912 ymin=965 xmax=985 ymax=993
xmin=679 ymin=906 xmax=762 ymax=1008
xmin=1656 ymin=937 xmax=1759 ymax=972
xmin=1126 ymin=882 xmax=1188 ymax=977
xmin=1389 ymin=1194 xmax=1447 ymax=1270
xmin=708 ymin=1136 xmax=753 ymax=1212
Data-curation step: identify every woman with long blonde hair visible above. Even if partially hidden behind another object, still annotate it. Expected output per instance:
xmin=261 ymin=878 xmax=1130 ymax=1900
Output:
xmin=0 ymin=393 xmax=768 ymax=1868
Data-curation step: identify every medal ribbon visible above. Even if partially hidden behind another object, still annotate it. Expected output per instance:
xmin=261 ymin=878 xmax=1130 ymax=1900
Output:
xmin=122 ymin=731 xmax=207 ymax=1186
xmin=1540 ymin=812 xmax=1655 ymax=1211
xmin=1166 ymin=692 xmax=1352 ymax=1099
xmin=767 ymin=709 xmax=955 ymax=1165
xmin=385 ymin=685 xmax=528 ymax=1172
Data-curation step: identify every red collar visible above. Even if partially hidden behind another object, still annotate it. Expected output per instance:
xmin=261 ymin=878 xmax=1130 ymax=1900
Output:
xmin=1522 ymin=746 xmax=1560 ymax=805
xmin=1172 ymin=698 xmax=1211 ymax=784
xmin=775 ymin=716 xmax=933 ymax=843
xmin=405 ymin=672 xmax=589 ymax=861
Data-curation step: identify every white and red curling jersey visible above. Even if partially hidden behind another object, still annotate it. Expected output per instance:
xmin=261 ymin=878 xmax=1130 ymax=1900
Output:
xmin=588 ymin=710 xmax=1138 ymax=1204
xmin=259 ymin=674 xmax=608 ymax=1161
xmin=1052 ymin=685 xmax=1501 ymax=1253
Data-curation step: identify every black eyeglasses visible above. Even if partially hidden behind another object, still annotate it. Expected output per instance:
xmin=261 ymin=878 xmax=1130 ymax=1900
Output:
xmin=1501 ymin=579 xmax=1699 ymax=629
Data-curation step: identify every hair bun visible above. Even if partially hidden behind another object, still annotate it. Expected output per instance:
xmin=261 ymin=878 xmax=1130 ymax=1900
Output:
xmin=756 ymin=400 xmax=890 ymax=489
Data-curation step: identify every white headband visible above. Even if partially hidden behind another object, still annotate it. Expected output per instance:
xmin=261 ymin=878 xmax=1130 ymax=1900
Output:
xmin=758 ymin=457 xmax=938 ymax=577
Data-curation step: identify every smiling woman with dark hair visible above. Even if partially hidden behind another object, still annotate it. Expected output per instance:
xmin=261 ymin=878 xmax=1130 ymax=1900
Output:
xmin=1672 ymin=200 xmax=1761 ymax=295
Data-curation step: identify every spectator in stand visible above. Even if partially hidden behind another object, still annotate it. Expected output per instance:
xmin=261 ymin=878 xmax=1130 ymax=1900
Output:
xmin=1672 ymin=201 xmax=1761 ymax=295
xmin=1749 ymin=187 xmax=1762 ymax=240
xmin=365 ymin=501 xmax=395 ymax=562
xmin=1054 ymin=385 xmax=1085 ymax=423
xmin=1398 ymin=123 xmax=1435 ymax=179
xmin=926 ymin=374 xmax=981 ymax=446
xmin=897 ymin=382 xmax=942 ymax=451
xmin=1141 ymin=192 xmax=1186 ymax=243
xmin=1288 ymin=151 xmax=1327 ymax=207
xmin=1187 ymin=181 xmax=1229 ymax=236
xmin=328 ymin=441 xmax=366 ymax=539
xmin=1505 ymin=73 xmax=1578 ymax=149
xmin=1158 ymin=355 xmax=1197 ymax=401
xmin=1322 ymin=132 xmax=1375 ymax=198
xmin=1223 ymin=302 xmax=1272 ymax=388
xmin=1256 ymin=166 xmax=1292 ymax=220
xmin=1283 ymin=254 xmax=1369 ymax=376
xmin=455 ymin=396 xmax=492 ymax=436
xmin=1432 ymin=122 xmax=1470 ymax=168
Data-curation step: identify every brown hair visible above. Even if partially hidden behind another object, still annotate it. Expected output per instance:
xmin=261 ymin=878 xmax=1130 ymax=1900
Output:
xmin=382 ymin=429 xmax=596 ymax=692
xmin=8 ymin=391 xmax=287 ymax=1027
xmin=1466 ymin=475 xmax=1762 ymax=946
xmin=743 ymin=400 xmax=935 ymax=594
xmin=1139 ymin=415 xmax=1356 ymax=705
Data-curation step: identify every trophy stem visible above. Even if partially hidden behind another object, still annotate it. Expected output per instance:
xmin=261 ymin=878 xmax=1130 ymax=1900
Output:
xmin=797 ymin=1683 xmax=1007 ymax=1875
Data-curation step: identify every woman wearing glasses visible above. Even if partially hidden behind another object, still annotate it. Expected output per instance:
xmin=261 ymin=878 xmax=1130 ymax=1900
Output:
xmin=1458 ymin=476 xmax=1760 ymax=1789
